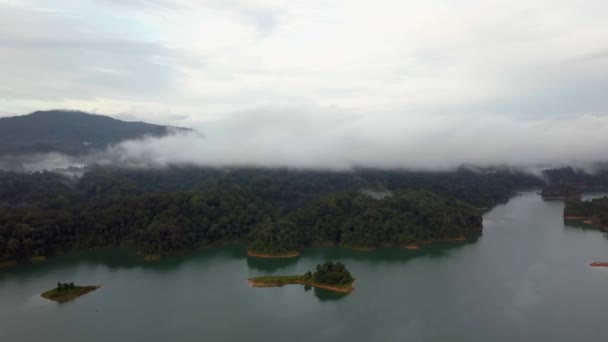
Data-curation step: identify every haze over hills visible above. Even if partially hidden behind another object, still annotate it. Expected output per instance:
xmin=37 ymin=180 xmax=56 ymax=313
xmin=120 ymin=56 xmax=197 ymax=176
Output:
xmin=0 ymin=110 xmax=192 ymax=156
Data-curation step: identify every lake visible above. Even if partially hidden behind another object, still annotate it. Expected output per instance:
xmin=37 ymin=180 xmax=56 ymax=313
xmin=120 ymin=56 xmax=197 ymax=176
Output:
xmin=2 ymin=191 xmax=608 ymax=341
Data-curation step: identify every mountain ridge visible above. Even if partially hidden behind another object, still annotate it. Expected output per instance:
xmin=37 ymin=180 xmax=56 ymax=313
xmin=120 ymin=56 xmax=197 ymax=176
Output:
xmin=0 ymin=110 xmax=192 ymax=156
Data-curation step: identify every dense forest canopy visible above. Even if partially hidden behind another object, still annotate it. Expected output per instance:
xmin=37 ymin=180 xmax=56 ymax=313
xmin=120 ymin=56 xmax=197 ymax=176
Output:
xmin=247 ymin=191 xmax=482 ymax=254
xmin=310 ymin=261 xmax=354 ymax=286
xmin=564 ymin=197 xmax=608 ymax=227
xmin=0 ymin=166 xmax=541 ymax=262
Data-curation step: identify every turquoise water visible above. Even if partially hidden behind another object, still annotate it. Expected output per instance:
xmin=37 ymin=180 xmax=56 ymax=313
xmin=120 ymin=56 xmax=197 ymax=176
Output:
xmin=2 ymin=191 xmax=608 ymax=341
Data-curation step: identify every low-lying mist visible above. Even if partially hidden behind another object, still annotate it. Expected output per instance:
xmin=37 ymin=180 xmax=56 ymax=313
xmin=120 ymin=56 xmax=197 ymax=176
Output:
xmin=6 ymin=109 xmax=608 ymax=173
xmin=99 ymin=110 xmax=608 ymax=171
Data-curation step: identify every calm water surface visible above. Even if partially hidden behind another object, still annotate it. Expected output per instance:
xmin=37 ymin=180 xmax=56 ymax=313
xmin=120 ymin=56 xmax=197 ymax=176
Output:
xmin=2 ymin=191 xmax=608 ymax=341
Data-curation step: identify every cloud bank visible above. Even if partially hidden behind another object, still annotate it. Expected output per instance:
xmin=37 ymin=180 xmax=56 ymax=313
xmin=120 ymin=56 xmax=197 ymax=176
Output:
xmin=2 ymin=1 xmax=608 ymax=169
xmin=92 ymin=107 xmax=608 ymax=170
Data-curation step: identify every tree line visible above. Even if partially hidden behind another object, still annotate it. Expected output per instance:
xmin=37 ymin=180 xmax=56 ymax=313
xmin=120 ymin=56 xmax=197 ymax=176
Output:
xmin=0 ymin=166 xmax=538 ymax=261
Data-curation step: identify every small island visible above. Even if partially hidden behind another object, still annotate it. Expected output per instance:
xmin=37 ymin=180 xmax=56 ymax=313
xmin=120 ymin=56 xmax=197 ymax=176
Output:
xmin=41 ymin=282 xmax=101 ymax=303
xmin=248 ymin=261 xmax=355 ymax=293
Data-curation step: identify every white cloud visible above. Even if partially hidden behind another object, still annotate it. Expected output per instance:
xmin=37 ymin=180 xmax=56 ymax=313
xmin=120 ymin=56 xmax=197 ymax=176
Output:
xmin=94 ymin=107 xmax=608 ymax=170
xmin=1 ymin=0 xmax=608 ymax=167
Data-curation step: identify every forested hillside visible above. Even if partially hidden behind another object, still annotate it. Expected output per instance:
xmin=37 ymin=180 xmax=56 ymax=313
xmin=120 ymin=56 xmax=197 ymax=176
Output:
xmin=0 ymin=110 xmax=189 ymax=156
xmin=0 ymin=166 xmax=540 ymax=262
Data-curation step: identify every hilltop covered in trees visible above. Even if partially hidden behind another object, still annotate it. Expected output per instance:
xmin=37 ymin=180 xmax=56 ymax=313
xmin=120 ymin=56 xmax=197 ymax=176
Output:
xmin=0 ymin=166 xmax=539 ymax=262
xmin=247 ymin=191 xmax=481 ymax=255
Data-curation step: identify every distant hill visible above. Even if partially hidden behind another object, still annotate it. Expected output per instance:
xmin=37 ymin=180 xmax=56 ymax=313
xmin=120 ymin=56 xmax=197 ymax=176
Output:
xmin=0 ymin=110 xmax=191 ymax=156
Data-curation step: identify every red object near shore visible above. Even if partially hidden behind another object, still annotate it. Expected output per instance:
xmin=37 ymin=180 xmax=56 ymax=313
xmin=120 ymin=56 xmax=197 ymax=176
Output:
xmin=590 ymin=262 xmax=608 ymax=267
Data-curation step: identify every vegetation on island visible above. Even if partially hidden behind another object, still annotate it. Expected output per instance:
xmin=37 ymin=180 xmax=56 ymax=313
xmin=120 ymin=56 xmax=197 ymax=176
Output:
xmin=0 ymin=166 xmax=540 ymax=263
xmin=40 ymin=282 xmax=101 ymax=303
xmin=564 ymin=196 xmax=608 ymax=229
xmin=249 ymin=261 xmax=355 ymax=292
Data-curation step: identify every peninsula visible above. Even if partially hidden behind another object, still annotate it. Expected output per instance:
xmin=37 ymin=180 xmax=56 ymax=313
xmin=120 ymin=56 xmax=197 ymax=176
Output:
xmin=249 ymin=261 xmax=355 ymax=293
xmin=41 ymin=282 xmax=101 ymax=303
xmin=2 ymin=166 xmax=524 ymax=264
xmin=563 ymin=196 xmax=608 ymax=230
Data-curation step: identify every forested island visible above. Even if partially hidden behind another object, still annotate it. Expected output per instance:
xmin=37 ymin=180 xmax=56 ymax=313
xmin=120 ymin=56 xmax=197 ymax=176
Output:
xmin=563 ymin=197 xmax=608 ymax=230
xmin=249 ymin=261 xmax=355 ymax=293
xmin=40 ymin=282 xmax=101 ymax=303
xmin=0 ymin=166 xmax=541 ymax=264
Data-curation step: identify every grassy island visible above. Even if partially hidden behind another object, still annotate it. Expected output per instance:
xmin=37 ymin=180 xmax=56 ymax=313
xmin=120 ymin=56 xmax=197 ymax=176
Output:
xmin=41 ymin=282 xmax=101 ymax=303
xmin=249 ymin=261 xmax=355 ymax=293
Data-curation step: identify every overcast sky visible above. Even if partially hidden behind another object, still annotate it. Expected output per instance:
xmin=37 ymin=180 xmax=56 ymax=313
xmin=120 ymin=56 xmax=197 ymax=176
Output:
xmin=2 ymin=0 xmax=608 ymax=168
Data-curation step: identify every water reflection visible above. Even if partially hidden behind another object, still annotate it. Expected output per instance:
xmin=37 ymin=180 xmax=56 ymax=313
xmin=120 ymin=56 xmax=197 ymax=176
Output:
xmin=300 ymin=235 xmax=481 ymax=264
xmin=313 ymin=287 xmax=349 ymax=301
xmin=245 ymin=236 xmax=483 ymax=272
xmin=563 ymin=218 xmax=598 ymax=231
xmin=246 ymin=255 xmax=299 ymax=271
xmin=296 ymin=283 xmax=349 ymax=301
xmin=1 ymin=235 xmax=484 ymax=283
xmin=1 ymin=236 xmax=484 ymax=292
xmin=563 ymin=218 xmax=608 ymax=242
xmin=0 ymin=245 xmax=246 ymax=281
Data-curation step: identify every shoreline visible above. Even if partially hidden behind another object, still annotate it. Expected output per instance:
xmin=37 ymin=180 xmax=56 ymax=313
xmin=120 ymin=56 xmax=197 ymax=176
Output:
xmin=542 ymin=195 xmax=582 ymax=200
xmin=564 ymin=215 xmax=589 ymax=220
xmin=403 ymin=234 xmax=472 ymax=250
xmin=0 ymin=256 xmax=47 ymax=270
xmin=247 ymin=229 xmax=482 ymax=258
xmin=248 ymin=278 xmax=354 ymax=293
xmin=2 ymin=228 xmax=483 ymax=268
xmin=351 ymin=246 xmax=376 ymax=251
xmin=247 ymin=251 xmax=300 ymax=258
xmin=0 ymin=260 xmax=17 ymax=269
xmin=564 ymin=216 xmax=608 ymax=231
